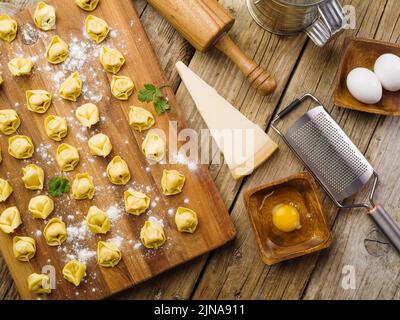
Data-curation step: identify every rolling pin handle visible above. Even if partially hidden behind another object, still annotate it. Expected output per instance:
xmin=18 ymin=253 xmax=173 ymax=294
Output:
xmin=215 ymin=34 xmax=276 ymax=96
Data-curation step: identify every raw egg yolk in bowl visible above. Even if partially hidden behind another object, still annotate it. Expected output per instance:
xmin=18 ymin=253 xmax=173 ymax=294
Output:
xmin=272 ymin=204 xmax=302 ymax=233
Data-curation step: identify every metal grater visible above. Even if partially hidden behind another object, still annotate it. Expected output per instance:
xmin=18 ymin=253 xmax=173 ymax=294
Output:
xmin=285 ymin=106 xmax=373 ymax=203
xmin=271 ymin=94 xmax=400 ymax=252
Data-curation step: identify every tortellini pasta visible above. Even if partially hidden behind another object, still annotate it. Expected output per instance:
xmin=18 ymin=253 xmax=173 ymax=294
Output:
xmin=85 ymin=15 xmax=109 ymax=44
xmin=161 ymin=169 xmax=185 ymax=195
xmin=56 ymin=143 xmax=80 ymax=171
xmin=62 ymin=260 xmax=87 ymax=287
xmin=175 ymin=207 xmax=198 ymax=233
xmin=106 ymin=156 xmax=131 ymax=185
xmin=13 ymin=236 xmax=36 ymax=262
xmin=0 ymin=206 xmax=22 ymax=234
xmin=97 ymin=241 xmax=121 ymax=267
xmin=86 ymin=206 xmax=110 ymax=234
xmin=44 ymin=115 xmax=68 ymax=141
xmin=75 ymin=103 xmax=99 ymax=128
xmin=8 ymin=57 xmax=34 ymax=76
xmin=26 ymin=90 xmax=52 ymax=114
xmin=140 ymin=220 xmax=166 ymax=249
xmin=0 ymin=178 xmax=13 ymax=202
xmin=88 ymin=133 xmax=112 ymax=157
xmin=0 ymin=109 xmax=20 ymax=135
xmin=22 ymin=164 xmax=44 ymax=190
xmin=43 ymin=218 xmax=67 ymax=246
xmin=75 ymin=0 xmax=100 ymax=11
xmin=100 ymin=47 xmax=125 ymax=74
xmin=34 ymin=2 xmax=56 ymax=31
xmin=129 ymin=106 xmax=155 ymax=132
xmin=8 ymin=135 xmax=34 ymax=159
xmin=46 ymin=35 xmax=69 ymax=64
xmin=111 ymin=75 xmax=134 ymax=100
xmin=0 ymin=74 xmax=3 ymax=85
xmin=59 ymin=72 xmax=82 ymax=102
xmin=142 ymin=132 xmax=166 ymax=162
xmin=0 ymin=14 xmax=18 ymax=42
xmin=28 ymin=195 xmax=54 ymax=219
xmin=124 ymin=190 xmax=150 ymax=216
xmin=27 ymin=273 xmax=51 ymax=294
xmin=72 ymin=173 xmax=95 ymax=200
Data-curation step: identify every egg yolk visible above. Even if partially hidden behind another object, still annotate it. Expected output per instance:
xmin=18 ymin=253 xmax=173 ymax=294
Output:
xmin=272 ymin=204 xmax=302 ymax=233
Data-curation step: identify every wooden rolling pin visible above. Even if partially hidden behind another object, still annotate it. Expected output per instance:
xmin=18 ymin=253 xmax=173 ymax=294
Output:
xmin=147 ymin=0 xmax=277 ymax=96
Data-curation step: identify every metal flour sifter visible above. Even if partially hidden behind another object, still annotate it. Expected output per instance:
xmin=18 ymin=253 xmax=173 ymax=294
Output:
xmin=271 ymin=94 xmax=400 ymax=252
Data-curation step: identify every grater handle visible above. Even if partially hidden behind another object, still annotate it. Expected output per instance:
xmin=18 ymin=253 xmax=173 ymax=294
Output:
xmin=369 ymin=205 xmax=400 ymax=253
xmin=278 ymin=99 xmax=302 ymax=119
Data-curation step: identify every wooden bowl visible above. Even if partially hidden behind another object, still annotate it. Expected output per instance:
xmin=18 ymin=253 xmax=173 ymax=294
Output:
xmin=244 ymin=172 xmax=332 ymax=265
xmin=334 ymin=37 xmax=400 ymax=116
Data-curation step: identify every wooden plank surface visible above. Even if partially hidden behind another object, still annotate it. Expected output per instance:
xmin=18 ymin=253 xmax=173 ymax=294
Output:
xmin=0 ymin=0 xmax=235 ymax=300
xmin=2 ymin=0 xmax=400 ymax=300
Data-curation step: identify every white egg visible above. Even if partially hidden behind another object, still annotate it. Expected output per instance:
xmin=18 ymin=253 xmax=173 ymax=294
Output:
xmin=374 ymin=53 xmax=400 ymax=92
xmin=346 ymin=68 xmax=382 ymax=104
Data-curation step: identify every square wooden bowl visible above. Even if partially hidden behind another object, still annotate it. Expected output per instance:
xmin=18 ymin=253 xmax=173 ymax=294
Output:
xmin=334 ymin=37 xmax=400 ymax=116
xmin=244 ymin=172 xmax=332 ymax=265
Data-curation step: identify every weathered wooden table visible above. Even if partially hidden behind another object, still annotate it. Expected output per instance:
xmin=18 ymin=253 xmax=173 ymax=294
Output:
xmin=1 ymin=0 xmax=399 ymax=300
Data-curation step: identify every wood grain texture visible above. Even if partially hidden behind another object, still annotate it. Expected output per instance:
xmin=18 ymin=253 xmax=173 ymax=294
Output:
xmin=2 ymin=0 xmax=399 ymax=301
xmin=120 ymin=0 xmax=309 ymax=300
xmin=0 ymin=0 xmax=235 ymax=300
xmin=192 ymin=0 xmax=400 ymax=300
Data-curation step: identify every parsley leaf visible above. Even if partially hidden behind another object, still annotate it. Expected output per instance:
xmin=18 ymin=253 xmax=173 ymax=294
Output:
xmin=48 ymin=176 xmax=70 ymax=197
xmin=138 ymin=83 xmax=171 ymax=114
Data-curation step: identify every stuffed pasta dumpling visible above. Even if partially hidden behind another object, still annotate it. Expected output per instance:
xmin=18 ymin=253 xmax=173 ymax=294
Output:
xmin=0 ymin=109 xmax=20 ymax=135
xmin=8 ymin=57 xmax=34 ymax=76
xmin=22 ymin=164 xmax=44 ymax=190
xmin=75 ymin=0 xmax=100 ymax=11
xmin=13 ymin=236 xmax=36 ymax=262
xmin=100 ymin=47 xmax=125 ymax=74
xmin=88 ymin=133 xmax=112 ymax=157
xmin=62 ymin=260 xmax=87 ymax=287
xmin=56 ymin=143 xmax=80 ymax=171
xmin=111 ymin=75 xmax=134 ymax=100
xmin=161 ymin=170 xmax=185 ymax=195
xmin=86 ymin=206 xmax=110 ymax=234
xmin=72 ymin=173 xmax=95 ymax=200
xmin=46 ymin=35 xmax=69 ymax=64
xmin=75 ymin=103 xmax=99 ymax=128
xmin=59 ymin=72 xmax=82 ymax=102
xmin=85 ymin=15 xmax=109 ymax=44
xmin=34 ymin=2 xmax=56 ymax=31
xmin=142 ymin=132 xmax=165 ymax=162
xmin=140 ymin=220 xmax=166 ymax=249
xmin=0 ymin=206 xmax=22 ymax=234
xmin=0 ymin=74 xmax=3 ymax=85
xmin=29 ymin=195 xmax=54 ymax=219
xmin=27 ymin=273 xmax=51 ymax=294
xmin=129 ymin=106 xmax=155 ymax=132
xmin=8 ymin=135 xmax=34 ymax=159
xmin=106 ymin=156 xmax=130 ymax=185
xmin=44 ymin=115 xmax=68 ymax=141
xmin=43 ymin=218 xmax=66 ymax=246
xmin=124 ymin=190 xmax=150 ymax=216
xmin=175 ymin=207 xmax=198 ymax=233
xmin=0 ymin=15 xmax=18 ymax=42
xmin=0 ymin=178 xmax=13 ymax=202
xmin=26 ymin=90 xmax=52 ymax=114
xmin=97 ymin=241 xmax=121 ymax=267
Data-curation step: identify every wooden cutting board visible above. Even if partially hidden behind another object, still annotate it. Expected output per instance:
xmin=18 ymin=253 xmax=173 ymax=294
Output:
xmin=0 ymin=0 xmax=235 ymax=300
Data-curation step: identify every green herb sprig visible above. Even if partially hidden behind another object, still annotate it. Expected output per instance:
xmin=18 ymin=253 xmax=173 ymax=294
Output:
xmin=138 ymin=83 xmax=171 ymax=114
xmin=48 ymin=176 xmax=70 ymax=197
